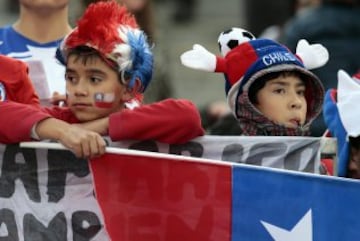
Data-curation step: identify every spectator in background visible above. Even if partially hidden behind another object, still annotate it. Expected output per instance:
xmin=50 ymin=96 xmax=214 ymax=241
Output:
xmin=243 ymin=0 xmax=294 ymax=37
xmin=281 ymin=0 xmax=360 ymax=136
xmin=171 ymin=0 xmax=197 ymax=24
xmin=259 ymin=0 xmax=321 ymax=41
xmin=198 ymin=100 xmax=235 ymax=134
xmin=208 ymin=111 xmax=242 ymax=135
xmin=120 ymin=0 xmax=174 ymax=103
xmin=0 ymin=0 xmax=72 ymax=105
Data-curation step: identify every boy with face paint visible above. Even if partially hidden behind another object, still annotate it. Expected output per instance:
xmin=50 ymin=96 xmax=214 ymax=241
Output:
xmin=0 ymin=1 xmax=205 ymax=158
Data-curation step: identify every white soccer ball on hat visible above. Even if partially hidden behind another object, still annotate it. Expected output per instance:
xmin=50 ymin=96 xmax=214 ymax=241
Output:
xmin=180 ymin=27 xmax=255 ymax=72
xmin=217 ymin=27 xmax=256 ymax=56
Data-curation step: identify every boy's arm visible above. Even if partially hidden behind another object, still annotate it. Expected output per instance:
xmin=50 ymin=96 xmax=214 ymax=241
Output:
xmin=74 ymin=117 xmax=109 ymax=135
xmin=108 ymin=99 xmax=205 ymax=144
xmin=0 ymin=101 xmax=105 ymax=158
xmin=0 ymin=101 xmax=50 ymax=143
xmin=0 ymin=101 xmax=79 ymax=143
xmin=35 ymin=118 xmax=106 ymax=158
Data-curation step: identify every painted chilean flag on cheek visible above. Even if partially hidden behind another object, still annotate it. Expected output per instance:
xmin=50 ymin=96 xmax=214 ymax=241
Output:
xmin=0 ymin=83 xmax=6 ymax=102
xmin=94 ymin=92 xmax=115 ymax=108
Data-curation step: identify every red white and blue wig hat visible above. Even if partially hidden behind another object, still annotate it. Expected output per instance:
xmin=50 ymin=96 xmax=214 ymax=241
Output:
xmin=324 ymin=70 xmax=360 ymax=177
xmin=56 ymin=1 xmax=153 ymax=93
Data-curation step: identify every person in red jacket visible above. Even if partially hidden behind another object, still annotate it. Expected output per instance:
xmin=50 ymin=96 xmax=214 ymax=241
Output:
xmin=0 ymin=54 xmax=39 ymax=106
xmin=0 ymin=1 xmax=204 ymax=158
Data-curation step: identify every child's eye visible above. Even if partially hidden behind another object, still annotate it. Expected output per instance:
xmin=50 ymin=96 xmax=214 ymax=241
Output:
xmin=65 ymin=74 xmax=77 ymax=83
xmin=90 ymin=76 xmax=102 ymax=84
xmin=297 ymin=89 xmax=306 ymax=96
xmin=274 ymin=88 xmax=285 ymax=94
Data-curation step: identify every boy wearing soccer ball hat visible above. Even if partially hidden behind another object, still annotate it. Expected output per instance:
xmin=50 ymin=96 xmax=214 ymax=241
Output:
xmin=0 ymin=1 xmax=204 ymax=158
xmin=181 ymin=30 xmax=328 ymax=136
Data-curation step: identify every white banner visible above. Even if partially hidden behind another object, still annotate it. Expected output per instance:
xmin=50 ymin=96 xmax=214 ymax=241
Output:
xmin=0 ymin=144 xmax=109 ymax=241
xmin=0 ymin=136 xmax=333 ymax=240
xmin=108 ymin=136 xmax=327 ymax=173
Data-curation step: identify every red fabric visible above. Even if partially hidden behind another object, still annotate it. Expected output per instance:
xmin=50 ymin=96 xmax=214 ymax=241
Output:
xmin=353 ymin=70 xmax=360 ymax=80
xmin=0 ymin=102 xmax=48 ymax=143
xmin=0 ymin=55 xmax=39 ymax=106
xmin=109 ymin=99 xmax=205 ymax=144
xmin=0 ymin=99 xmax=205 ymax=144
xmin=90 ymin=153 xmax=232 ymax=241
xmin=321 ymin=158 xmax=334 ymax=176
xmin=214 ymin=42 xmax=258 ymax=86
xmin=65 ymin=2 xmax=137 ymax=56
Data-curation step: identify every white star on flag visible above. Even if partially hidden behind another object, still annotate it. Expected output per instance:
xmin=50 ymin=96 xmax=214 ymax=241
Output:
xmin=261 ymin=209 xmax=313 ymax=241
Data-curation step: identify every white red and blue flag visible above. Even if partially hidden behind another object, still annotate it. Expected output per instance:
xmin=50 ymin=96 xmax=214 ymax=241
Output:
xmin=0 ymin=137 xmax=355 ymax=241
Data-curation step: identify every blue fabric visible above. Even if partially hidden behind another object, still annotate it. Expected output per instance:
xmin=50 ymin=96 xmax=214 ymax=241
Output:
xmin=323 ymin=89 xmax=349 ymax=177
xmin=232 ymin=164 xmax=360 ymax=240
xmin=0 ymin=26 xmax=62 ymax=57
xmin=0 ymin=26 xmax=66 ymax=97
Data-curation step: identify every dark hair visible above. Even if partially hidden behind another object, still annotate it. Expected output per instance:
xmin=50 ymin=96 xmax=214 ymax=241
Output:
xmin=66 ymin=46 xmax=127 ymax=84
xmin=323 ymin=0 xmax=360 ymax=6
xmin=67 ymin=46 xmax=115 ymax=68
xmin=349 ymin=136 xmax=360 ymax=150
xmin=248 ymin=71 xmax=307 ymax=104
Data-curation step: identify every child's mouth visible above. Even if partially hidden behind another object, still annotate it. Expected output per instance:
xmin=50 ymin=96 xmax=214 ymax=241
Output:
xmin=289 ymin=119 xmax=301 ymax=127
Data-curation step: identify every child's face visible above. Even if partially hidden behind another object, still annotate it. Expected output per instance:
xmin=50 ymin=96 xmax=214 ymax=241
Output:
xmin=65 ymin=54 xmax=131 ymax=122
xmin=254 ymin=75 xmax=307 ymax=128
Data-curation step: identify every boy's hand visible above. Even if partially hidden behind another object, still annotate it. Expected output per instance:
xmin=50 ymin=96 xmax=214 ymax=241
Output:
xmin=295 ymin=39 xmax=329 ymax=70
xmin=180 ymin=44 xmax=216 ymax=72
xmin=36 ymin=118 xmax=106 ymax=159
xmin=58 ymin=125 xmax=107 ymax=159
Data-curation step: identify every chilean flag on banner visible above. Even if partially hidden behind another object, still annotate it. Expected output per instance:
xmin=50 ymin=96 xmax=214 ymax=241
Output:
xmin=90 ymin=153 xmax=232 ymax=240
xmin=90 ymin=151 xmax=360 ymax=241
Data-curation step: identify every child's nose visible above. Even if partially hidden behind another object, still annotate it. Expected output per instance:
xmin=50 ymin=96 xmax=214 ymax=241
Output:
xmin=73 ymin=81 xmax=89 ymax=96
xmin=289 ymin=93 xmax=302 ymax=109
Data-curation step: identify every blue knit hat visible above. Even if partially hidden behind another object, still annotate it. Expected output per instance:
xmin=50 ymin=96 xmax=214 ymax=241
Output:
xmin=323 ymin=70 xmax=360 ymax=176
xmin=221 ymin=39 xmax=324 ymax=120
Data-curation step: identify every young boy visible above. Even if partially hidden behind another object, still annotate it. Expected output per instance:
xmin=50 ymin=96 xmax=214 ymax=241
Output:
xmin=0 ymin=1 xmax=204 ymax=158
xmin=181 ymin=36 xmax=327 ymax=136
xmin=324 ymin=69 xmax=360 ymax=178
